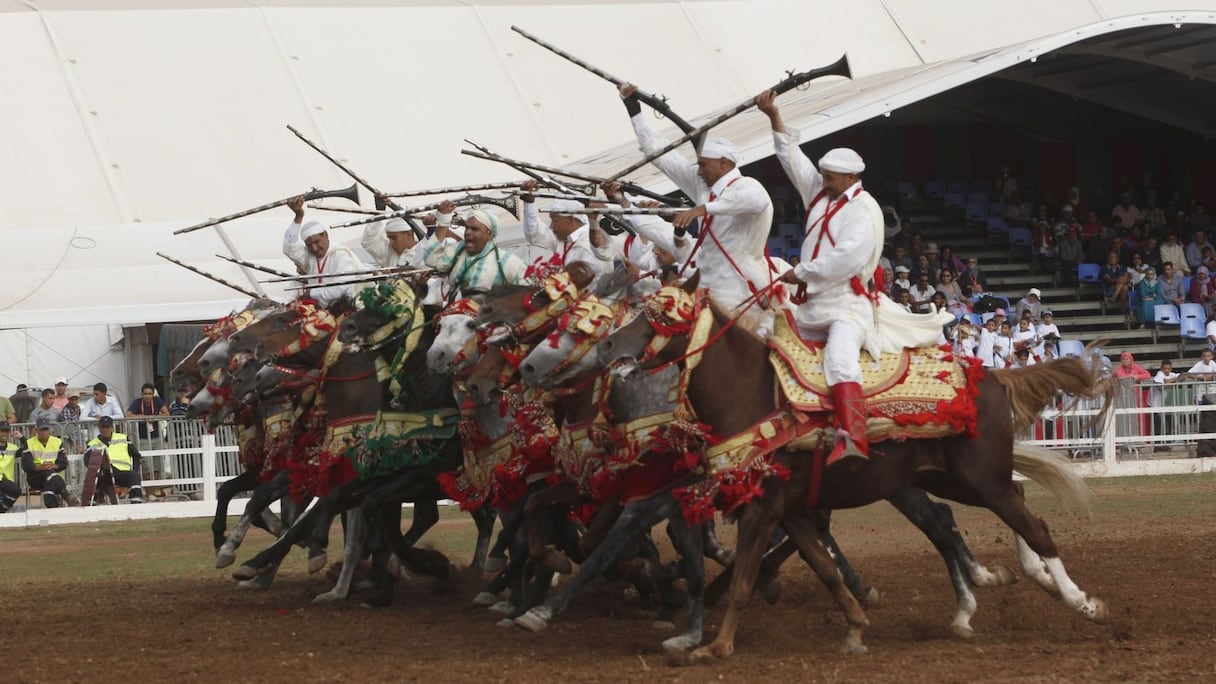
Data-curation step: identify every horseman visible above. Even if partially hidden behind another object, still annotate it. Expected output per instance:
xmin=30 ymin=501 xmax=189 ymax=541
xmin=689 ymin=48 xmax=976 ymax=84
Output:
xmin=619 ymin=84 xmax=774 ymax=318
xmin=419 ymin=201 xmax=526 ymax=299
xmin=361 ymin=216 xmax=419 ymax=269
xmin=599 ymin=181 xmax=694 ymax=294
xmin=520 ymin=180 xmax=613 ymax=285
xmin=759 ymin=90 xmax=951 ymax=468
xmin=284 ymin=196 xmax=364 ymax=306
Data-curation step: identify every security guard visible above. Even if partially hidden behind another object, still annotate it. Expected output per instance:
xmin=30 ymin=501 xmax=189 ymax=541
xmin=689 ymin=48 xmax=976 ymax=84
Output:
xmin=21 ymin=417 xmax=69 ymax=508
xmin=0 ymin=422 xmax=21 ymax=512
xmin=85 ymin=416 xmax=144 ymax=503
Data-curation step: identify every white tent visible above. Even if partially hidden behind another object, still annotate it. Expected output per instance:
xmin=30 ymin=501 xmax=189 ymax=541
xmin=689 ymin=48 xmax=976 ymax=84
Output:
xmin=2 ymin=0 xmax=1213 ymax=398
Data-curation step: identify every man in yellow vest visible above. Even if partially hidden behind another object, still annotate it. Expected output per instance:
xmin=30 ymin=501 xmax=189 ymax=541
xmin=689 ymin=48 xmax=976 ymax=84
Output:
xmin=85 ymin=416 xmax=144 ymax=503
xmin=21 ymin=417 xmax=69 ymax=508
xmin=0 ymin=422 xmax=21 ymax=513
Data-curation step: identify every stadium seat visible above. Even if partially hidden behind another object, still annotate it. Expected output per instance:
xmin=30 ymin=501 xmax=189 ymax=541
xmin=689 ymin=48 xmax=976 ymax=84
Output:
xmin=943 ymin=193 xmax=966 ymax=210
xmin=946 ymin=179 xmax=969 ymax=194
xmin=1057 ymin=339 xmax=1085 ymax=358
xmin=965 ymin=313 xmax=982 ymax=327
xmin=965 ymin=203 xmax=988 ymax=222
xmin=966 ymin=191 xmax=989 ymax=206
xmin=1077 ymin=263 xmax=1101 ymax=284
xmin=1180 ymin=303 xmax=1207 ymax=351
xmin=922 ymin=180 xmax=945 ymax=198
xmin=896 ymin=181 xmax=917 ymax=200
xmin=971 ymin=179 xmax=993 ymax=195
xmin=986 ymin=216 xmax=1010 ymax=234
xmin=1183 ymin=275 xmax=1193 ymax=295
xmin=1007 ymin=227 xmax=1033 ymax=262
xmin=777 ymin=223 xmax=802 ymax=245
xmin=987 ymin=201 xmax=1006 ymax=216
xmin=1154 ymin=304 xmax=1181 ymax=327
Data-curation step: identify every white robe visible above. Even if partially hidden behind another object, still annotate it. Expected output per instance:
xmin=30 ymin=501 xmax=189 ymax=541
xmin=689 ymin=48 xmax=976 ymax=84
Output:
xmin=631 ymin=115 xmax=772 ymax=313
xmin=521 ymin=202 xmax=612 ymax=285
xmin=283 ymin=221 xmax=364 ymax=306
xmin=361 ymin=221 xmax=418 ymax=268
xmin=774 ymin=130 xmax=952 ymax=359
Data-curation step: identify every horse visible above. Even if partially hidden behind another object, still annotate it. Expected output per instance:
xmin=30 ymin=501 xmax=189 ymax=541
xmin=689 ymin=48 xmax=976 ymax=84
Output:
xmin=594 ymin=280 xmax=1112 ymax=657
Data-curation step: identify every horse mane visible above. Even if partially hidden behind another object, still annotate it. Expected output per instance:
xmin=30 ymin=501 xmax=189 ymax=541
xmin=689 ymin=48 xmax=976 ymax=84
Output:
xmin=485 ymin=283 xmax=533 ymax=300
xmin=989 ymin=356 xmax=1117 ymax=434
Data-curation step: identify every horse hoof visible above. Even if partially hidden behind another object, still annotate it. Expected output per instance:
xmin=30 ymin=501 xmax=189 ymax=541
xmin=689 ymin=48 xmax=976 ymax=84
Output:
xmin=385 ymin=554 xmax=401 ymax=577
xmin=514 ymin=606 xmax=552 ymax=632
xmin=840 ymin=641 xmax=868 ymax=655
xmin=950 ymin=622 xmax=976 ymax=639
xmin=662 ymin=634 xmax=700 ymax=653
xmin=231 ymin=565 xmax=257 ymax=581
xmin=652 ymin=620 xmax=676 ymax=631
xmin=307 ymin=553 xmax=328 ymax=575
xmin=312 ymin=591 xmax=342 ymax=604
xmin=991 ymin=565 xmax=1018 ymax=586
xmin=484 ymin=555 xmax=507 ymax=574
xmin=488 ymin=601 xmax=514 ymax=615
xmin=712 ymin=549 xmax=735 ymax=568
xmin=472 ymin=591 xmax=500 ymax=607
xmin=540 ymin=548 xmax=573 ymax=575
xmin=762 ymin=579 xmax=782 ymax=605
xmin=862 ymin=587 xmax=882 ymax=608
xmin=495 ymin=618 xmax=515 ymax=628
xmin=215 ymin=550 xmax=236 ymax=569
xmin=690 ymin=643 xmax=731 ymax=662
xmin=1087 ymin=598 xmax=1108 ymax=623
xmin=236 ymin=578 xmax=269 ymax=591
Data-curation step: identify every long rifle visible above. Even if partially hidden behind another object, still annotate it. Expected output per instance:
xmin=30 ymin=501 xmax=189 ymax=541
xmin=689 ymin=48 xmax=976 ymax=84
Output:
xmin=172 ymin=184 xmax=358 ymax=235
xmin=327 ymin=193 xmax=520 ymax=230
xmin=286 ymin=124 xmax=426 ymax=241
xmin=273 ymin=266 xmax=432 ymax=286
xmin=460 ymin=147 xmax=682 ymax=206
xmin=511 ymin=26 xmax=701 ymax=149
xmin=382 ymin=181 xmax=523 ymax=199
xmin=214 ymin=254 xmax=295 ymax=279
xmin=306 ymin=203 xmax=383 ymax=215
xmin=606 ymin=55 xmax=852 ymax=183
xmin=157 ymin=253 xmax=263 ymax=299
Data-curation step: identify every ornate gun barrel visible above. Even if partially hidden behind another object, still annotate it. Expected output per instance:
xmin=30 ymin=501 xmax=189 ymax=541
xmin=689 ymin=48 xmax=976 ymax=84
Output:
xmin=173 ymin=184 xmax=359 ymax=235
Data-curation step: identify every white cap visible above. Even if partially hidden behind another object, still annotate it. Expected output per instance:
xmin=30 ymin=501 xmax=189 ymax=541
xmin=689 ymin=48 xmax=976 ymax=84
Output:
xmin=818 ymin=148 xmax=865 ymax=174
xmin=300 ymin=221 xmax=327 ymax=240
xmin=542 ymin=199 xmax=585 ymax=215
xmin=894 ymin=265 xmax=910 ymax=274
xmin=384 ymin=218 xmax=411 ymax=234
xmin=697 ymin=137 xmax=739 ymax=164
xmin=55 ymin=376 xmax=68 ymax=385
xmin=1028 ymin=287 xmax=1041 ymax=298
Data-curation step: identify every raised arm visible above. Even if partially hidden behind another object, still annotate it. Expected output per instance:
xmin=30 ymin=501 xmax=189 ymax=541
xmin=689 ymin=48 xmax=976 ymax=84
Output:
xmin=758 ymin=89 xmax=823 ymax=206
xmin=282 ymin=196 xmax=309 ymax=270
xmin=621 ymin=84 xmax=704 ymax=201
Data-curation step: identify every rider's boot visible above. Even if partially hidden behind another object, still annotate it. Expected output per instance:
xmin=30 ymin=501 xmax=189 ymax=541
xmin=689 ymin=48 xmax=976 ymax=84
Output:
xmin=826 ymin=381 xmax=869 ymax=469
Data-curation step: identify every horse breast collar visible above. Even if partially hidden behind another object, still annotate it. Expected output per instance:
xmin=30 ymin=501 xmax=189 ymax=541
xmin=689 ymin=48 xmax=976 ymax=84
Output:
xmin=510 ymin=271 xmax=580 ymax=341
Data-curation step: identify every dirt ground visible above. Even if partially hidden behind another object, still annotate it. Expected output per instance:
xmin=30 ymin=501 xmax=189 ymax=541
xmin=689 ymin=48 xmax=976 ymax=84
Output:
xmin=7 ymin=475 xmax=1216 ymax=683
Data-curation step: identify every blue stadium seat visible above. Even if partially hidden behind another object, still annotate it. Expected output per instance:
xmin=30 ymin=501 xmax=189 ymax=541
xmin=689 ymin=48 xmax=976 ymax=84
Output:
xmin=1007 ymin=227 xmax=1033 ymax=261
xmin=1077 ymin=263 xmax=1101 ymax=284
xmin=986 ymin=216 xmax=1010 ymax=234
xmin=987 ymin=201 xmax=1006 ymax=216
xmin=966 ymin=191 xmax=989 ymax=206
xmin=922 ymin=180 xmax=945 ymax=198
xmin=965 ymin=203 xmax=988 ymax=222
xmin=896 ymin=181 xmax=917 ymax=200
xmin=965 ymin=313 xmax=982 ymax=327
xmin=946 ymin=179 xmax=969 ymax=194
xmin=1154 ymin=304 xmax=1180 ymax=327
xmin=943 ymin=193 xmax=966 ymax=210
xmin=1058 ymin=339 xmax=1085 ymax=358
xmin=1183 ymin=275 xmax=1193 ymax=294
xmin=971 ymin=179 xmax=993 ymax=195
xmin=1180 ymin=303 xmax=1206 ymax=350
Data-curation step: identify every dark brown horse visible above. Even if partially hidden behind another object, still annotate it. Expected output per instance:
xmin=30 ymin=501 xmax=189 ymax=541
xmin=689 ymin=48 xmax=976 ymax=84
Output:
xmin=595 ymin=281 xmax=1112 ymax=657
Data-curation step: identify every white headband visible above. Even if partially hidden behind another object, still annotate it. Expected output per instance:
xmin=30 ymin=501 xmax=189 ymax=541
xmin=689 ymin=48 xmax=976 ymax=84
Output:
xmin=300 ymin=221 xmax=327 ymax=240
xmin=818 ymin=147 xmax=865 ymax=174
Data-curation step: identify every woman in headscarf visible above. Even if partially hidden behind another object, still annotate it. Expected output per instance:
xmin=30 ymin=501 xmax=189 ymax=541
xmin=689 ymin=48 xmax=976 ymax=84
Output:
xmin=1115 ymin=351 xmax=1152 ymax=381
xmin=1188 ymin=265 xmax=1216 ymax=317
xmin=420 ymin=205 xmax=527 ymax=299
xmin=1134 ymin=265 xmax=1165 ymax=328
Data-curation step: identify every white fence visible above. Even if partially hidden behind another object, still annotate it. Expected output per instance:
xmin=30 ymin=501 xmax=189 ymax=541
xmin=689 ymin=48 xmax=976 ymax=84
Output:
xmin=3 ymin=386 xmax=1215 ymax=528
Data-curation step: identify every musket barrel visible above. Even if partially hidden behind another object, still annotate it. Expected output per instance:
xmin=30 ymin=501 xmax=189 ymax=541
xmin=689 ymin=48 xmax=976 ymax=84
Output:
xmin=157 ymin=252 xmax=262 ymax=299
xmin=172 ymin=183 xmax=359 ymax=235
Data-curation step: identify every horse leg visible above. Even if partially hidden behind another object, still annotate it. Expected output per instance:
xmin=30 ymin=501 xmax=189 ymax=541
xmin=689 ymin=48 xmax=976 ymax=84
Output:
xmin=780 ymin=508 xmax=869 ymax=654
xmin=704 ymin=535 xmax=797 ymax=607
xmin=312 ymin=507 xmax=367 ymax=604
xmin=218 ymin=473 xmax=288 ymax=569
xmin=232 ymin=502 xmax=320 ymax=580
xmin=212 ymin=469 xmax=258 ymax=551
xmin=364 ymin=500 xmax=404 ymax=608
xmin=514 ymin=495 xmax=678 ymax=633
xmin=470 ymin=504 xmax=497 ymax=572
xmin=524 ymin=481 xmax=579 ymax=574
xmin=256 ymin=506 xmax=284 ymax=537
xmin=816 ymin=510 xmax=881 ymax=608
xmin=690 ymin=498 xmax=781 ymax=661
xmin=701 ymin=518 xmax=734 ymax=567
xmin=475 ymin=504 xmax=522 ymax=606
xmin=660 ymin=515 xmax=706 ymax=653
xmin=578 ymin=498 xmax=622 ymax=558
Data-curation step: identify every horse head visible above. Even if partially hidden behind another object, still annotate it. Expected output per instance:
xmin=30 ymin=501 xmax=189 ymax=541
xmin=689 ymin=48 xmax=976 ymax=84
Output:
xmin=170 ymin=337 xmax=212 ymax=395
xmin=519 ymin=295 xmax=619 ymax=389
xmin=596 ymin=272 xmax=702 ymax=376
xmin=464 ymin=345 xmax=511 ymax=405
xmin=478 ymin=270 xmax=581 ymax=345
xmin=429 ymin=299 xmax=484 ymax=375
xmin=339 ymin=278 xmax=421 ymax=349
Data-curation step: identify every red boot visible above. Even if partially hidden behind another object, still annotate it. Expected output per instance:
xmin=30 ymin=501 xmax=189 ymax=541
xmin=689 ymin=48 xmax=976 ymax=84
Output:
xmin=827 ymin=381 xmax=869 ymax=468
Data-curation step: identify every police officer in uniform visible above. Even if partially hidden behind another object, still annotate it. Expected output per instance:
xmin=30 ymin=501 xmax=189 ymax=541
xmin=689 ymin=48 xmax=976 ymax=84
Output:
xmin=0 ymin=422 xmax=21 ymax=513
xmin=85 ymin=416 xmax=144 ymax=503
xmin=21 ymin=417 xmax=69 ymax=508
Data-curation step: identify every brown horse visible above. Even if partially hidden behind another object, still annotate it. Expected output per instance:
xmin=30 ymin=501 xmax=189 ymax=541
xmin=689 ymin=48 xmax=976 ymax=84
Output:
xmin=595 ymin=280 xmax=1112 ymax=657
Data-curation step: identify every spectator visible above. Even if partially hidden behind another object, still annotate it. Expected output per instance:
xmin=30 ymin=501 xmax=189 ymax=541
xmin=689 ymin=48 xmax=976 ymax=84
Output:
xmin=995 ymin=167 xmax=1018 ymax=203
xmin=50 ymin=378 xmax=70 ymax=412
xmin=0 ymin=423 xmax=19 ymax=513
xmin=1080 ymin=210 xmax=1102 ymax=240
xmin=1063 ymin=186 xmax=1085 ymax=217
xmin=1169 ymin=210 xmax=1190 ymax=236
xmin=1032 ymin=221 xmax=1056 ymax=270
xmin=1160 ymin=262 xmax=1186 ymax=308
xmin=1189 ymin=266 xmax=1216 ymax=317
xmin=993 ymin=320 xmax=1014 ymax=368
xmin=1187 ymin=349 xmax=1216 ymax=403
xmin=1057 ymin=227 xmax=1084 ymax=278
xmin=952 ymin=318 xmax=978 ymax=357
xmin=1086 ymin=225 xmax=1114 ymax=264
xmin=1111 ymin=193 xmax=1141 ymax=229
xmin=1206 ymin=313 xmax=1216 ymax=351
xmin=890 ymin=245 xmax=913 ymax=273
xmin=1041 ymin=339 xmax=1058 ymax=361
xmin=0 ymin=392 xmax=15 ymax=424
xmin=1014 ymin=288 xmax=1043 ymax=323
xmin=1190 ymin=205 xmax=1213 ymax=232
xmin=1127 ymin=252 xmax=1149 ymax=288
xmin=1007 ymin=346 xmax=1035 ymax=368
xmin=935 ymin=269 xmax=968 ymax=317
xmin=975 ymin=317 xmax=998 ymax=367
xmin=1012 ymin=316 xmax=1039 ymax=351
xmin=897 ymin=288 xmax=914 ymax=312
xmin=788 ymin=255 xmax=801 ymax=268
xmin=1003 ymin=190 xmax=1032 ymax=226
xmin=1160 ymin=233 xmax=1189 ymax=275
xmin=1114 ymin=352 xmax=1151 ymax=380
xmin=1185 ymin=230 xmax=1207 ymax=272
xmin=921 ymin=243 xmax=941 ymax=279
xmin=84 ymin=416 xmax=143 ymax=504
xmin=936 ymin=245 xmax=965 ymax=277
xmin=20 ymin=417 xmax=69 ymax=508
xmin=1139 ymin=237 xmax=1162 ymax=272
xmin=892 ymin=265 xmax=912 ymax=292
xmin=1134 ymin=267 xmax=1165 ymax=328
xmin=1100 ymin=251 xmax=1131 ymax=313
xmin=1150 ymin=360 xmax=1182 ymax=438
xmin=958 ymin=257 xmax=989 ymax=296
xmin=910 ymin=273 xmax=936 ymax=314
xmin=9 ymin=385 xmax=36 ymax=424
xmin=125 ymin=383 xmax=169 ymax=448
xmin=58 ymin=394 xmax=80 ymax=423
xmin=169 ymin=388 xmax=191 ymax=417
xmin=29 ymin=389 xmax=59 ymax=429
xmin=81 ymin=382 xmax=123 ymax=421
xmin=1037 ymin=311 xmax=1060 ymax=342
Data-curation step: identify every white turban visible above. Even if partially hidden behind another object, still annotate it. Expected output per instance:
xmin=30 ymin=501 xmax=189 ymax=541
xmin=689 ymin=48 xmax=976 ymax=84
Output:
xmin=300 ymin=221 xmax=327 ymax=240
xmin=466 ymin=209 xmax=499 ymax=238
xmin=384 ymin=217 xmax=411 ymax=234
xmin=818 ymin=148 xmax=865 ymax=174
xmin=697 ymin=137 xmax=739 ymax=164
xmin=543 ymin=199 xmax=589 ymax=228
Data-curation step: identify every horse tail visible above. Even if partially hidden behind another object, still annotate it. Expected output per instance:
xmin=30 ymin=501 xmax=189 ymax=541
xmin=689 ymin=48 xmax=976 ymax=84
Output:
xmin=1011 ymin=443 xmax=1094 ymax=514
xmin=988 ymin=357 xmax=1115 ymax=434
